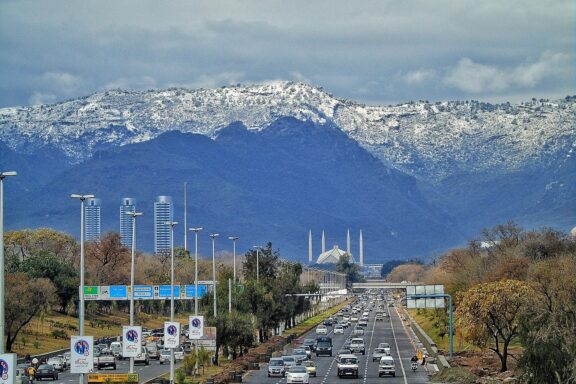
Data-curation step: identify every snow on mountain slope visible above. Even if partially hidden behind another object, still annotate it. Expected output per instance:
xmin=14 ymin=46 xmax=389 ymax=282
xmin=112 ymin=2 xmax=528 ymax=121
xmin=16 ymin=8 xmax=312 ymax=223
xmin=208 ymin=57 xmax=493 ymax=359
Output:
xmin=1 ymin=81 xmax=574 ymax=182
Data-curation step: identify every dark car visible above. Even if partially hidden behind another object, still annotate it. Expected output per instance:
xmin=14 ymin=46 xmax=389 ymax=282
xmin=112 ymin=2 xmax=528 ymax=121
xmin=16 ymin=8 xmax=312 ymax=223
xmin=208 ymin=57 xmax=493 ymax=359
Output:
xmin=35 ymin=364 xmax=58 ymax=381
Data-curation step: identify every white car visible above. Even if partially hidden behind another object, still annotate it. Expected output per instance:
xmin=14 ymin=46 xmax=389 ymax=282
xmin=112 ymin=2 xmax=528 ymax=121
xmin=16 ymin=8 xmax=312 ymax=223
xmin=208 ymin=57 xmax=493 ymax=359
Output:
xmin=286 ymin=365 xmax=309 ymax=384
xmin=315 ymin=325 xmax=328 ymax=335
xmin=377 ymin=342 xmax=391 ymax=355
xmin=47 ymin=356 xmax=65 ymax=372
xmin=334 ymin=325 xmax=344 ymax=334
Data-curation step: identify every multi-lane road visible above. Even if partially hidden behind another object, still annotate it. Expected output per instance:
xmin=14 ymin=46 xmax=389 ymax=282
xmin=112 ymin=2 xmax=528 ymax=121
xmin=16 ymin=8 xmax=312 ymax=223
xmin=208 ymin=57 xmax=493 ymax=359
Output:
xmin=243 ymin=302 xmax=429 ymax=384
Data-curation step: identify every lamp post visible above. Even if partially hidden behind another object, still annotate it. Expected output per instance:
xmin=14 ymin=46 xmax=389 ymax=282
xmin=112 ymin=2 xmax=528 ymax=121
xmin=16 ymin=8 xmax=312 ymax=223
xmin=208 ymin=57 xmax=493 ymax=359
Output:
xmin=210 ymin=233 xmax=219 ymax=317
xmin=228 ymin=236 xmax=239 ymax=283
xmin=165 ymin=221 xmax=178 ymax=384
xmin=126 ymin=211 xmax=143 ymax=374
xmin=252 ymin=246 xmax=262 ymax=282
xmin=0 ymin=171 xmax=17 ymax=354
xmin=70 ymin=193 xmax=95 ymax=384
xmin=189 ymin=228 xmax=203 ymax=315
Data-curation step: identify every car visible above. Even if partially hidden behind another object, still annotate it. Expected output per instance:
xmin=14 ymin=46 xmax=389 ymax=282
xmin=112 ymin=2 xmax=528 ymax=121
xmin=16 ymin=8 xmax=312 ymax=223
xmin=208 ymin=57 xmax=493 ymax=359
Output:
xmin=159 ymin=349 xmax=171 ymax=364
xmin=323 ymin=319 xmax=333 ymax=327
xmin=352 ymin=326 xmax=364 ymax=336
xmin=377 ymin=342 xmax=391 ymax=355
xmin=35 ymin=364 xmax=58 ymax=381
xmin=333 ymin=325 xmax=344 ymax=334
xmin=286 ymin=365 xmax=309 ymax=384
xmin=301 ymin=345 xmax=312 ymax=359
xmin=96 ymin=343 xmax=109 ymax=354
xmin=292 ymin=348 xmax=308 ymax=364
xmin=337 ymin=354 xmax=359 ymax=378
xmin=109 ymin=341 xmax=123 ymax=359
xmin=349 ymin=338 xmax=365 ymax=355
xmin=46 ymin=357 xmax=64 ymax=372
xmin=350 ymin=315 xmax=359 ymax=322
xmin=282 ymin=356 xmax=297 ymax=371
xmin=342 ymin=315 xmax=350 ymax=322
xmin=378 ymin=356 xmax=396 ymax=377
xmin=315 ymin=325 xmax=328 ymax=335
xmin=268 ymin=357 xmax=286 ymax=377
xmin=62 ymin=352 xmax=71 ymax=367
xmin=358 ymin=318 xmax=368 ymax=327
xmin=375 ymin=313 xmax=384 ymax=321
xmin=302 ymin=338 xmax=317 ymax=352
xmin=146 ymin=342 xmax=160 ymax=360
xmin=134 ymin=346 xmax=150 ymax=365
xmin=372 ymin=347 xmax=389 ymax=362
xmin=173 ymin=347 xmax=185 ymax=361
xmin=95 ymin=351 xmax=117 ymax=370
xmin=302 ymin=360 xmax=317 ymax=377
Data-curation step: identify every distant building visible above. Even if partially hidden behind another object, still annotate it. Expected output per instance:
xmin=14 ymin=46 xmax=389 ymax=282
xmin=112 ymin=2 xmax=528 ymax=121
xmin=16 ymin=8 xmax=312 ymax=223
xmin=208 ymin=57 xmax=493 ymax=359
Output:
xmin=316 ymin=245 xmax=355 ymax=264
xmin=120 ymin=198 xmax=136 ymax=247
xmin=154 ymin=195 xmax=173 ymax=254
xmin=85 ymin=198 xmax=101 ymax=241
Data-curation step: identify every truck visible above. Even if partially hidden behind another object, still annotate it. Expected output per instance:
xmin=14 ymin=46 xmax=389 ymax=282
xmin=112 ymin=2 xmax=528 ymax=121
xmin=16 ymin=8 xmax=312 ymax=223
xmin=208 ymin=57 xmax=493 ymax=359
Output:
xmin=316 ymin=336 xmax=333 ymax=357
xmin=94 ymin=351 xmax=117 ymax=370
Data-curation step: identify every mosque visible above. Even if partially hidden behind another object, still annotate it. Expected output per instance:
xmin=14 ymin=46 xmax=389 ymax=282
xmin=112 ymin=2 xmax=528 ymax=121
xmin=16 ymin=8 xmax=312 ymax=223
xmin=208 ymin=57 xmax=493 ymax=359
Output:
xmin=308 ymin=229 xmax=364 ymax=266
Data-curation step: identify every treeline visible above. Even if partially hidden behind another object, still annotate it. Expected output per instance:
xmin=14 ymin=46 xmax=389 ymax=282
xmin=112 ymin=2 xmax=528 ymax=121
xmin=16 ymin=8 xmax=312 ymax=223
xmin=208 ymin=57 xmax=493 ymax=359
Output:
xmin=387 ymin=222 xmax=576 ymax=383
xmin=3 ymin=229 xmax=319 ymax=356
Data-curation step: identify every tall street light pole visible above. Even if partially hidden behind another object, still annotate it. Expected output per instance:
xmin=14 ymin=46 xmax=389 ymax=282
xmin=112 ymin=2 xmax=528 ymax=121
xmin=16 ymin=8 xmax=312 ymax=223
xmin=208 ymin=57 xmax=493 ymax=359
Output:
xmin=70 ymin=193 xmax=95 ymax=384
xmin=189 ymin=228 xmax=203 ymax=315
xmin=228 ymin=236 xmax=239 ymax=283
xmin=0 ymin=171 xmax=17 ymax=354
xmin=210 ymin=233 xmax=219 ymax=318
xmin=252 ymin=246 xmax=262 ymax=282
xmin=165 ymin=221 xmax=178 ymax=384
xmin=126 ymin=211 xmax=143 ymax=374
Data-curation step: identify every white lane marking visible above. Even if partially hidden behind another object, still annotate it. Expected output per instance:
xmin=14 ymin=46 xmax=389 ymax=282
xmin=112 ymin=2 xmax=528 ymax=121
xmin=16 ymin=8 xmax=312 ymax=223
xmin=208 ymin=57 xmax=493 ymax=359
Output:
xmin=389 ymin=305 xmax=408 ymax=383
xmin=362 ymin=314 xmax=377 ymax=384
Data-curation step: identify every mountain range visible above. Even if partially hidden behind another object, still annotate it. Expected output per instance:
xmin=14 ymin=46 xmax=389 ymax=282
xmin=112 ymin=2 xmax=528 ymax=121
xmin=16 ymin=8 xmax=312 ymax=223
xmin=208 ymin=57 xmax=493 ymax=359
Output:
xmin=1 ymin=82 xmax=574 ymax=262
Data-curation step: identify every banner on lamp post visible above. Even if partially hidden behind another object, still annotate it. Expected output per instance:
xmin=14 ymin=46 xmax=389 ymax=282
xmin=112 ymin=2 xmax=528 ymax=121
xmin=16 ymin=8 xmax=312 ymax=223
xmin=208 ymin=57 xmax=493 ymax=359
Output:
xmin=70 ymin=336 xmax=94 ymax=373
xmin=0 ymin=353 xmax=16 ymax=384
xmin=188 ymin=316 xmax=204 ymax=340
xmin=164 ymin=322 xmax=180 ymax=348
xmin=122 ymin=326 xmax=142 ymax=357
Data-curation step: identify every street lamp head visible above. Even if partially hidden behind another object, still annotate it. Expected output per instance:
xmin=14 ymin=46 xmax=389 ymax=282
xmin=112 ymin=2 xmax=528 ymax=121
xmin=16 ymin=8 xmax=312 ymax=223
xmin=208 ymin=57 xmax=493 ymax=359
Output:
xmin=228 ymin=236 xmax=239 ymax=241
xmin=125 ymin=212 xmax=144 ymax=217
xmin=70 ymin=194 xmax=95 ymax=200
xmin=189 ymin=227 xmax=203 ymax=232
xmin=164 ymin=221 xmax=178 ymax=226
xmin=210 ymin=233 xmax=219 ymax=238
xmin=253 ymin=245 xmax=262 ymax=249
xmin=0 ymin=171 xmax=17 ymax=178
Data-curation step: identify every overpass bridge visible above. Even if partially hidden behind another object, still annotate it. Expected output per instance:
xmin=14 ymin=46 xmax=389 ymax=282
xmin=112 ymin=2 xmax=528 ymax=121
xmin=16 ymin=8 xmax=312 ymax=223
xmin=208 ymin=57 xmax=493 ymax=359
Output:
xmin=352 ymin=279 xmax=424 ymax=290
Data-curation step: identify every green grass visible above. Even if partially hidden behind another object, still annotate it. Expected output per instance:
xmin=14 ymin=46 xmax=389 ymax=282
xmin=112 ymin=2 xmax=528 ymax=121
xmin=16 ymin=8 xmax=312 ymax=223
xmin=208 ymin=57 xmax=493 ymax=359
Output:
xmin=283 ymin=300 xmax=353 ymax=338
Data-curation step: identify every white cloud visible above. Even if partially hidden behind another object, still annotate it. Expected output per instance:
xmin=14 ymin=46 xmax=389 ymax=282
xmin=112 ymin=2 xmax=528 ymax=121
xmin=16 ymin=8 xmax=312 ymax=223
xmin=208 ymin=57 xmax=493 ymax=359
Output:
xmin=29 ymin=92 xmax=57 ymax=106
xmin=403 ymin=69 xmax=436 ymax=85
xmin=444 ymin=52 xmax=570 ymax=93
xmin=41 ymin=72 xmax=82 ymax=94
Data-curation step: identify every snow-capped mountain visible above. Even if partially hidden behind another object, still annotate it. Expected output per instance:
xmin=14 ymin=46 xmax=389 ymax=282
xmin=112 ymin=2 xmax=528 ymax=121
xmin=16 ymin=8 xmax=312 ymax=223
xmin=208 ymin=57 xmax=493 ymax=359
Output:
xmin=2 ymin=81 xmax=574 ymax=183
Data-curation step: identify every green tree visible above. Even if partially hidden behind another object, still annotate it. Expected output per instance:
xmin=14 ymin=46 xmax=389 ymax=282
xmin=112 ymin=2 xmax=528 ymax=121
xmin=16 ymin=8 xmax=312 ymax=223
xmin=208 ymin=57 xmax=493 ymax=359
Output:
xmin=455 ymin=279 xmax=532 ymax=372
xmin=197 ymin=346 xmax=211 ymax=374
xmin=336 ymin=254 xmax=364 ymax=289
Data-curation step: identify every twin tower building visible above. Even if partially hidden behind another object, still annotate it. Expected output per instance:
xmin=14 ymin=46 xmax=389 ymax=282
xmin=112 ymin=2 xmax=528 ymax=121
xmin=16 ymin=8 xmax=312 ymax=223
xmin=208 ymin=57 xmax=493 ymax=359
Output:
xmin=82 ymin=196 xmax=174 ymax=254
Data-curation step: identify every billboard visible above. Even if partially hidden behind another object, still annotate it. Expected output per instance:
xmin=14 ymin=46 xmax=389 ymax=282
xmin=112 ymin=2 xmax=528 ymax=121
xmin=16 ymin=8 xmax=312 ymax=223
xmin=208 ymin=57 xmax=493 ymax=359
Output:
xmin=195 ymin=326 xmax=217 ymax=351
xmin=122 ymin=326 xmax=142 ymax=357
xmin=164 ymin=322 xmax=181 ymax=348
xmin=0 ymin=353 xmax=16 ymax=384
xmin=406 ymin=285 xmax=445 ymax=309
xmin=188 ymin=316 xmax=204 ymax=340
xmin=71 ymin=336 xmax=94 ymax=373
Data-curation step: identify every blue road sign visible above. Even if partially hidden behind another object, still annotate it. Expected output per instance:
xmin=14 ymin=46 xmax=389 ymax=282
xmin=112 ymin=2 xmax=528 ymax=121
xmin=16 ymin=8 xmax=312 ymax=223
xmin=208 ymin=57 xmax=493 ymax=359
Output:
xmin=185 ymin=285 xmax=207 ymax=298
xmin=110 ymin=285 xmax=128 ymax=299
xmin=158 ymin=285 xmax=181 ymax=299
xmin=133 ymin=285 xmax=153 ymax=299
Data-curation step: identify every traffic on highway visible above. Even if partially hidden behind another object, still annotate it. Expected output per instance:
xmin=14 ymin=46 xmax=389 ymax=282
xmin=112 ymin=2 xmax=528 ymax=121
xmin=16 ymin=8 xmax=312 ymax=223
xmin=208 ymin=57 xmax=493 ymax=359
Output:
xmin=243 ymin=291 xmax=430 ymax=384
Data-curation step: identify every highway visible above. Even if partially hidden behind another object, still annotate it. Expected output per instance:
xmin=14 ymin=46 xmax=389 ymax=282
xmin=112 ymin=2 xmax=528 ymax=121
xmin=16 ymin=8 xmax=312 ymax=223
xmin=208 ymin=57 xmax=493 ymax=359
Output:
xmin=242 ymin=302 xmax=429 ymax=384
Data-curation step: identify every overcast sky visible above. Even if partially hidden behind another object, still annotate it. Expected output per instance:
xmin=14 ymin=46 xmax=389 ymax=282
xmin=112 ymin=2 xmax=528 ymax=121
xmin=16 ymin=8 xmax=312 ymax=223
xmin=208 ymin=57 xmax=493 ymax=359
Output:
xmin=0 ymin=0 xmax=574 ymax=108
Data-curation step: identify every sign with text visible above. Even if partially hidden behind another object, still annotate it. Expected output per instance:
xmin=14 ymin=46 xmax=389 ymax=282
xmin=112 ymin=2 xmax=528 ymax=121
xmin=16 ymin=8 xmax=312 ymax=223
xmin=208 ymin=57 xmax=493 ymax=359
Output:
xmin=122 ymin=326 xmax=142 ymax=357
xmin=157 ymin=285 xmax=181 ymax=299
xmin=0 ymin=353 xmax=16 ymax=384
xmin=70 ymin=336 xmax=94 ymax=373
xmin=133 ymin=285 xmax=153 ymax=299
xmin=188 ymin=316 xmax=204 ymax=340
xmin=87 ymin=373 xmax=138 ymax=383
xmin=164 ymin=322 xmax=180 ymax=348
xmin=406 ymin=285 xmax=445 ymax=309
xmin=84 ymin=286 xmax=99 ymax=299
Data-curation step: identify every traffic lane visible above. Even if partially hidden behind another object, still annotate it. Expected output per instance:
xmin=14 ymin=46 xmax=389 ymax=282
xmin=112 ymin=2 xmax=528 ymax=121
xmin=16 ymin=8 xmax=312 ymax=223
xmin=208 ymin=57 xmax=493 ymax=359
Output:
xmin=51 ymin=357 xmax=180 ymax=384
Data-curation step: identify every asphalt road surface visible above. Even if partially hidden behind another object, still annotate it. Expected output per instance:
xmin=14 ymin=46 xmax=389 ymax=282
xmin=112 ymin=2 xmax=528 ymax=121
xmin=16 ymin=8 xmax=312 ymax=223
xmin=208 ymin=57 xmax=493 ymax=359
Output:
xmin=242 ymin=303 xmax=430 ymax=384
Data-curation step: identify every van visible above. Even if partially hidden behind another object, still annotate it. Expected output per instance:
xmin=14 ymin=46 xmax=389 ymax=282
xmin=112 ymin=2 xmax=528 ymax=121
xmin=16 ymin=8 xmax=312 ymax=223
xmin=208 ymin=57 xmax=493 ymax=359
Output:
xmin=378 ymin=356 xmax=396 ymax=377
xmin=110 ymin=341 xmax=123 ymax=359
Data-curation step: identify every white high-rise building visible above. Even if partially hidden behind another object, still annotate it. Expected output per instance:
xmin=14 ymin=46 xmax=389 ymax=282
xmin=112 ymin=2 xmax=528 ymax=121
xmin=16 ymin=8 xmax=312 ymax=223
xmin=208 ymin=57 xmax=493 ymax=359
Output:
xmin=85 ymin=198 xmax=101 ymax=241
xmin=120 ymin=198 xmax=136 ymax=247
xmin=154 ymin=195 xmax=173 ymax=254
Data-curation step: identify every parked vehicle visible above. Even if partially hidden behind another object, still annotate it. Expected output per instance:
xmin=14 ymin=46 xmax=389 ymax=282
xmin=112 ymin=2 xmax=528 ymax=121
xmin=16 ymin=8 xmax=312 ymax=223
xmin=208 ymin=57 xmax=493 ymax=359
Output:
xmin=286 ymin=366 xmax=309 ymax=384
xmin=267 ymin=357 xmax=285 ymax=377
